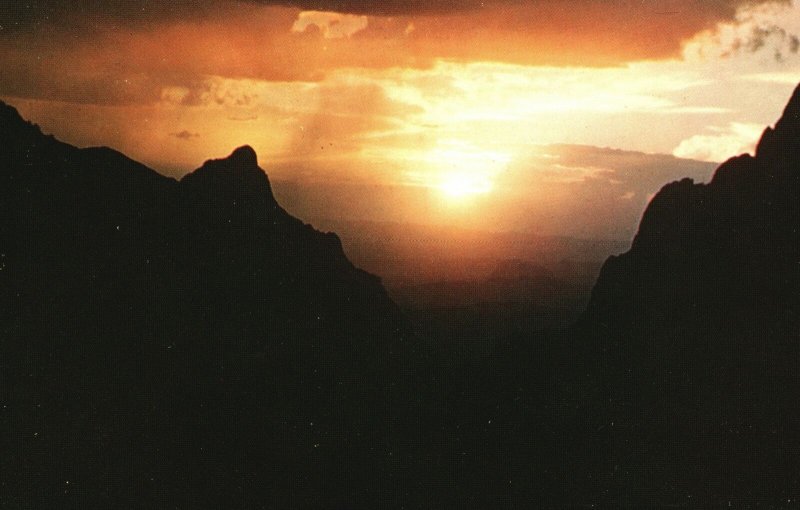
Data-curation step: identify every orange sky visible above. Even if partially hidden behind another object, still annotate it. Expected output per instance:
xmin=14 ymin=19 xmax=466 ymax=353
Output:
xmin=2 ymin=0 xmax=800 ymax=236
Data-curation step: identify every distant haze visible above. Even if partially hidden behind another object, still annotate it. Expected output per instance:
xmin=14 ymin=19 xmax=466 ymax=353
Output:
xmin=274 ymin=144 xmax=717 ymax=240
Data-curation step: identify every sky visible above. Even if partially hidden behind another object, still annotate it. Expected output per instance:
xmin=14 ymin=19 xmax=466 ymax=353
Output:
xmin=2 ymin=0 xmax=800 ymax=237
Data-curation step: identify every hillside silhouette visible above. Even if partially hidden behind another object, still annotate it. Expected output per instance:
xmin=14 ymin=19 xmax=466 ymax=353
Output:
xmin=5 ymin=81 xmax=800 ymax=509
xmin=0 ymin=102 xmax=409 ymax=509
xmin=575 ymin=84 xmax=800 ymax=506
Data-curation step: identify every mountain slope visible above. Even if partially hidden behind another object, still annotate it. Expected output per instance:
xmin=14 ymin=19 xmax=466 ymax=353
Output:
xmin=579 ymin=85 xmax=800 ymax=506
xmin=0 ymin=101 xmax=408 ymax=509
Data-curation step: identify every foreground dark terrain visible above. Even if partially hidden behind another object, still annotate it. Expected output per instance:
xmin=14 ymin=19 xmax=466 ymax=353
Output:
xmin=575 ymin=86 xmax=800 ymax=506
xmin=2 ymin=83 xmax=800 ymax=508
xmin=0 ymin=103 xmax=409 ymax=508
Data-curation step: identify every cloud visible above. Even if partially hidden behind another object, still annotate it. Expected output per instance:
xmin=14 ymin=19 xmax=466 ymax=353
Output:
xmin=257 ymin=0 xmax=790 ymax=18
xmin=672 ymin=122 xmax=764 ymax=162
xmin=683 ymin=0 xmax=799 ymax=61
xmin=1 ymin=0 xmax=777 ymax=22
xmin=0 ymin=1 xmax=223 ymax=33
xmin=272 ymin=0 xmax=487 ymax=16
xmin=0 ymin=1 xmax=788 ymax=66
xmin=282 ymin=80 xmax=425 ymax=179
xmin=716 ymin=23 xmax=799 ymax=61
xmin=743 ymin=71 xmax=800 ymax=84
xmin=170 ymin=130 xmax=199 ymax=140
xmin=0 ymin=0 xmax=467 ymax=30
xmin=488 ymin=145 xmax=718 ymax=238
xmin=291 ymin=11 xmax=368 ymax=38
xmin=0 ymin=7 xmax=311 ymax=104
xmin=0 ymin=0 xmax=791 ymax=113
xmin=504 ymin=145 xmax=717 ymax=195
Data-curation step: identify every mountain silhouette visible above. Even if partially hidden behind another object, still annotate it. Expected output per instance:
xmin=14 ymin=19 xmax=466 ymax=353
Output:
xmin=577 ymin=84 xmax=800 ymax=506
xmin=0 ymin=101 xmax=409 ymax=509
xmin=7 ymin=81 xmax=800 ymax=509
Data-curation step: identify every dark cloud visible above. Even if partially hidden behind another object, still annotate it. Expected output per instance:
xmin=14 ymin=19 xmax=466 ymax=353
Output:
xmin=271 ymin=0 xmax=788 ymax=18
xmin=0 ymin=1 xmax=220 ymax=32
xmin=271 ymin=0 xmax=487 ymax=15
xmin=228 ymin=114 xmax=260 ymax=121
xmin=170 ymin=130 xmax=200 ymax=140
xmin=0 ymin=0 xmax=490 ymax=29
xmin=0 ymin=0 xmax=784 ymax=29
xmin=744 ymin=25 xmax=798 ymax=60
xmin=0 ymin=0 xmax=790 ymax=106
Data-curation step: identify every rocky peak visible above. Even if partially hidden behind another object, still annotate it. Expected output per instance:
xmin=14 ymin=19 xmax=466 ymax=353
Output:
xmin=228 ymin=144 xmax=258 ymax=167
xmin=180 ymin=145 xmax=278 ymax=213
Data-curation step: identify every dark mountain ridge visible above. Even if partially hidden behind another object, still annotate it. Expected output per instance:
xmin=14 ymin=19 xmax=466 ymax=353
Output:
xmin=577 ymin=84 xmax=800 ymax=506
xmin=0 ymin=101 xmax=408 ymax=509
xmin=6 ymin=80 xmax=800 ymax=509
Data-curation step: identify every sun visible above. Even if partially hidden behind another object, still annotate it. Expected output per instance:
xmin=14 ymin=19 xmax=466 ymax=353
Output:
xmin=438 ymin=172 xmax=493 ymax=198
xmin=422 ymin=141 xmax=511 ymax=201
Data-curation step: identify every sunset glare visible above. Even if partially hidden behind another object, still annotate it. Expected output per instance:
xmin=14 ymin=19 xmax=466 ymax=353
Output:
xmin=438 ymin=172 xmax=493 ymax=199
xmin=423 ymin=143 xmax=509 ymax=199
xmin=2 ymin=0 xmax=800 ymax=235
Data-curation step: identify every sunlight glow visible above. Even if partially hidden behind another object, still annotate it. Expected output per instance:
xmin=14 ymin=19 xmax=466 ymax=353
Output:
xmin=422 ymin=142 xmax=511 ymax=200
xmin=438 ymin=172 xmax=493 ymax=198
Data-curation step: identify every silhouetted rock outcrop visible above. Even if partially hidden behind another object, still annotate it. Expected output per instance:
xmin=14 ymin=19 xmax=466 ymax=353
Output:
xmin=579 ymin=85 xmax=800 ymax=506
xmin=0 ymin=102 xmax=408 ymax=509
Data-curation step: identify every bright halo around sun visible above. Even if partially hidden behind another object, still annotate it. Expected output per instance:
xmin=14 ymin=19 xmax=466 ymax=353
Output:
xmin=424 ymin=141 xmax=511 ymax=201
xmin=438 ymin=171 xmax=493 ymax=198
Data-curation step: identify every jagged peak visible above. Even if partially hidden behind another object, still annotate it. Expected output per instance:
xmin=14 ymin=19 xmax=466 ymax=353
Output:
xmin=228 ymin=145 xmax=258 ymax=167
xmin=185 ymin=145 xmax=268 ymax=184
xmin=778 ymin=82 xmax=800 ymax=126
xmin=0 ymin=100 xmax=25 ymax=123
xmin=195 ymin=145 xmax=261 ymax=173
xmin=754 ymin=81 xmax=800 ymax=160
xmin=181 ymin=145 xmax=278 ymax=209
xmin=754 ymin=126 xmax=775 ymax=159
xmin=0 ymin=100 xmax=44 ymax=138
xmin=630 ymin=177 xmax=698 ymax=252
